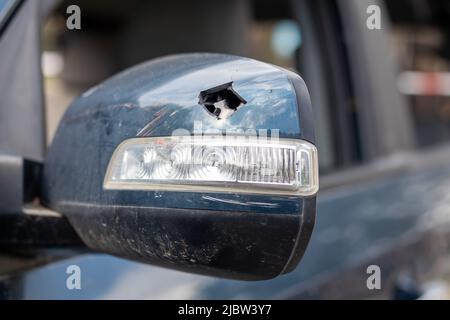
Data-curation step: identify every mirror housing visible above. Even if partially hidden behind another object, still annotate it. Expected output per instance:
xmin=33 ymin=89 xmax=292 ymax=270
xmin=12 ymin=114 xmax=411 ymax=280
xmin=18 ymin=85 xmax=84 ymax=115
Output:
xmin=42 ymin=53 xmax=318 ymax=280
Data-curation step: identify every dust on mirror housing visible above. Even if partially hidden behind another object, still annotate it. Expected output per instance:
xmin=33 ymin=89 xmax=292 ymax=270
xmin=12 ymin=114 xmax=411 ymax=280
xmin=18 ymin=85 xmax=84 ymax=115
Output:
xmin=42 ymin=53 xmax=318 ymax=280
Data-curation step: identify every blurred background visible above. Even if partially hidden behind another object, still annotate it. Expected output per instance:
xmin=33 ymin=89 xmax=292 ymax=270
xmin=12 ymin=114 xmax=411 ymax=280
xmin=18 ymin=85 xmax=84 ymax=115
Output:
xmin=41 ymin=0 xmax=450 ymax=175
xmin=4 ymin=0 xmax=450 ymax=299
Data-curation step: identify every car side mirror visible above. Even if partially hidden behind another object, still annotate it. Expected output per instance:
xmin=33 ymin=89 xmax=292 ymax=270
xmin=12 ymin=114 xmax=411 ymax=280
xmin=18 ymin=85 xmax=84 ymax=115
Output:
xmin=42 ymin=53 xmax=318 ymax=280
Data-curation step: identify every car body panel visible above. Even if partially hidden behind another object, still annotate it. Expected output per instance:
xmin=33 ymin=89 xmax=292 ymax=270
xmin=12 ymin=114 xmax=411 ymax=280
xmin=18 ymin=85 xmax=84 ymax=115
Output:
xmin=3 ymin=161 xmax=450 ymax=299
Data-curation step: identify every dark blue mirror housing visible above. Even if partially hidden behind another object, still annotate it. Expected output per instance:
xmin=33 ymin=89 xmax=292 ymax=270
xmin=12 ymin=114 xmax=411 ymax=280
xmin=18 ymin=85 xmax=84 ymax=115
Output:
xmin=42 ymin=53 xmax=318 ymax=280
